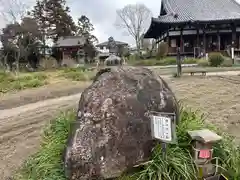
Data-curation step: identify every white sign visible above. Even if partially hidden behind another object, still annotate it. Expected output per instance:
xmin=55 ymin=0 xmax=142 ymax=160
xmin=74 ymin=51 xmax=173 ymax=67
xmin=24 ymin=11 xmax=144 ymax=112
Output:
xmin=151 ymin=115 xmax=172 ymax=142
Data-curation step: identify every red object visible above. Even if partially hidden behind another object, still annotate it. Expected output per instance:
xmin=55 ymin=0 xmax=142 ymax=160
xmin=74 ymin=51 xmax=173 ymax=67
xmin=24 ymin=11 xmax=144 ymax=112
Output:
xmin=199 ymin=149 xmax=211 ymax=159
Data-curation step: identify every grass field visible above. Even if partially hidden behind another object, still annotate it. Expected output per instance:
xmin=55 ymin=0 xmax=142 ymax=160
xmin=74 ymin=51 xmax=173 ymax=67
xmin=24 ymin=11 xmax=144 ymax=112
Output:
xmin=0 ymin=67 xmax=95 ymax=94
xmin=12 ymin=75 xmax=240 ymax=180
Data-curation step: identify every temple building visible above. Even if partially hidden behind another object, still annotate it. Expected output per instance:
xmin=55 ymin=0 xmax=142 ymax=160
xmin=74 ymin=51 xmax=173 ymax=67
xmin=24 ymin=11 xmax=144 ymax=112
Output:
xmin=96 ymin=40 xmax=128 ymax=58
xmin=144 ymin=0 xmax=240 ymax=57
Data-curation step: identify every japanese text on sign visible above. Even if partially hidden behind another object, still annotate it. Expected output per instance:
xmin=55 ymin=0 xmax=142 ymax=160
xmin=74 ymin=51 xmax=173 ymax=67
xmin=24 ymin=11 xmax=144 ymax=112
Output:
xmin=152 ymin=115 xmax=172 ymax=142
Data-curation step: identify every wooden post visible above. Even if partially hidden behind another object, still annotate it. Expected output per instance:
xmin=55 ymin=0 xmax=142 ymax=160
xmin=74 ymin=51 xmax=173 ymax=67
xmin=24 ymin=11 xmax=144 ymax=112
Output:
xmin=176 ymin=47 xmax=182 ymax=77
xmin=231 ymin=24 xmax=237 ymax=48
xmin=62 ymin=50 xmax=65 ymax=66
xmin=217 ymin=28 xmax=221 ymax=51
xmin=231 ymin=23 xmax=236 ymax=64
xmin=203 ymin=28 xmax=206 ymax=55
xmin=166 ymin=28 xmax=170 ymax=47
xmin=180 ymin=28 xmax=183 ymax=53
xmin=196 ymin=28 xmax=200 ymax=47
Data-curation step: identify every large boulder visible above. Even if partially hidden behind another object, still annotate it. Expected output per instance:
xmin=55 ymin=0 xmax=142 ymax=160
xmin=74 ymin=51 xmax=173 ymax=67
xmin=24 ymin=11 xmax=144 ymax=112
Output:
xmin=64 ymin=67 xmax=179 ymax=179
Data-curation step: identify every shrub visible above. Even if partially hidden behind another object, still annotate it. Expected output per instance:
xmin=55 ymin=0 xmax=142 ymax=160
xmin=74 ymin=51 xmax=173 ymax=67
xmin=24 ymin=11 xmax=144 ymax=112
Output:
xmin=156 ymin=42 xmax=168 ymax=60
xmin=208 ymin=52 xmax=224 ymax=67
xmin=21 ymin=73 xmax=47 ymax=81
xmin=131 ymin=59 xmax=162 ymax=66
xmin=130 ymin=57 xmax=198 ymax=67
xmin=184 ymin=58 xmax=197 ymax=64
xmin=162 ymin=57 xmax=176 ymax=65
xmin=63 ymin=66 xmax=87 ymax=73
xmin=16 ymin=106 xmax=240 ymax=180
xmin=130 ymin=57 xmax=177 ymax=66
xmin=197 ymin=58 xmax=209 ymax=67
xmin=128 ymin=54 xmax=140 ymax=62
xmin=62 ymin=71 xmax=88 ymax=81
xmin=221 ymin=58 xmax=232 ymax=67
xmin=60 ymin=67 xmax=94 ymax=81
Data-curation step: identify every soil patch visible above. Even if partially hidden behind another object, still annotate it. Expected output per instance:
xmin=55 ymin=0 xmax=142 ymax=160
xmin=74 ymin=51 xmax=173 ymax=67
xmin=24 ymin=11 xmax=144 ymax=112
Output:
xmin=0 ymin=81 xmax=91 ymax=110
xmin=0 ymin=94 xmax=81 ymax=179
xmin=166 ymin=76 xmax=240 ymax=140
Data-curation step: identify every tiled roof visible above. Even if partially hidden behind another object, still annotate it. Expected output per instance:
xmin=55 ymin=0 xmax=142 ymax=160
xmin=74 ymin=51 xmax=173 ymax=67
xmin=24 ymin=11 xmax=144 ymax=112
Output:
xmin=54 ymin=36 xmax=86 ymax=47
xmin=157 ymin=0 xmax=240 ymax=23
xmin=144 ymin=0 xmax=240 ymax=38
xmin=96 ymin=41 xmax=128 ymax=47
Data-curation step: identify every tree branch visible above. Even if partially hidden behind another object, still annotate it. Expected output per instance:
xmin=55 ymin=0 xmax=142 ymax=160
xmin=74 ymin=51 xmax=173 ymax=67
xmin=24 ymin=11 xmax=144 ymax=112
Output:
xmin=115 ymin=3 xmax=152 ymax=52
xmin=0 ymin=0 xmax=28 ymax=23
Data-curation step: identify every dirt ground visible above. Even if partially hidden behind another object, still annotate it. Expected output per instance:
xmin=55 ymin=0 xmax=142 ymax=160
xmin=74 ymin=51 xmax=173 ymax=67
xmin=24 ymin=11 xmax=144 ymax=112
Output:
xmin=166 ymin=76 xmax=240 ymax=140
xmin=0 ymin=81 xmax=91 ymax=110
xmin=0 ymin=93 xmax=82 ymax=179
xmin=1 ymin=75 xmax=240 ymax=179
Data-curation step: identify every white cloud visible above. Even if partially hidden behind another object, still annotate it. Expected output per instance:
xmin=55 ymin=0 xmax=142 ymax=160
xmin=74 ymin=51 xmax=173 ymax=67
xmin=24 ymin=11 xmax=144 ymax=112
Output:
xmin=69 ymin=0 xmax=161 ymax=46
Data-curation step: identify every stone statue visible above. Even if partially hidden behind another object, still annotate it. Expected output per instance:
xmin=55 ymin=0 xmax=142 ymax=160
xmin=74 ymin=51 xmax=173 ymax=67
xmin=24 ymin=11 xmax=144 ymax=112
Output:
xmin=107 ymin=36 xmax=117 ymax=54
xmin=96 ymin=37 xmax=123 ymax=68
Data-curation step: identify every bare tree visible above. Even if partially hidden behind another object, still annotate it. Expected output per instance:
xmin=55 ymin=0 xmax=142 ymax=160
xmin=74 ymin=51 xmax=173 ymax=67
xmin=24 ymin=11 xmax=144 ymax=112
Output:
xmin=141 ymin=36 xmax=151 ymax=50
xmin=0 ymin=0 xmax=28 ymax=23
xmin=141 ymin=34 xmax=157 ymax=57
xmin=115 ymin=4 xmax=152 ymax=53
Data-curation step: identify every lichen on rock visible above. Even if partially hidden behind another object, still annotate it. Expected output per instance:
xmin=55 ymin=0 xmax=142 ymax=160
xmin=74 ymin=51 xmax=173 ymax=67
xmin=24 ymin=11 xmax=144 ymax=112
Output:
xmin=64 ymin=66 xmax=179 ymax=179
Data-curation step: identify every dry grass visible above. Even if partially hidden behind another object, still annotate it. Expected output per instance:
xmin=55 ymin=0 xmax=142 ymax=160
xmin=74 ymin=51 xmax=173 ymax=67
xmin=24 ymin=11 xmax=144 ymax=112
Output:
xmin=166 ymin=76 xmax=240 ymax=141
xmin=153 ymin=66 xmax=240 ymax=75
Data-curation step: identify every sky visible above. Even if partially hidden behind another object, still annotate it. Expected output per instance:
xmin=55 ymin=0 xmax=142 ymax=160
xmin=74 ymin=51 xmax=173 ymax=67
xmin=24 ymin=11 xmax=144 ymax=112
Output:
xmin=0 ymin=0 xmax=161 ymax=47
xmin=69 ymin=0 xmax=240 ymax=46
xmin=69 ymin=0 xmax=161 ymax=46
xmin=1 ymin=0 xmax=240 ymax=47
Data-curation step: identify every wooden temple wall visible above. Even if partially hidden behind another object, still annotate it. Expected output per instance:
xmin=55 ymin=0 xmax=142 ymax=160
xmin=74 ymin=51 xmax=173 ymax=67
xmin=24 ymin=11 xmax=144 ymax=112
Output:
xmin=158 ymin=27 xmax=240 ymax=56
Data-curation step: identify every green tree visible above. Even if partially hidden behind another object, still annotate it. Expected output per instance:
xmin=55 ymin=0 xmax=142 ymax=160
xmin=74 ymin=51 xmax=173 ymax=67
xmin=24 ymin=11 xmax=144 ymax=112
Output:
xmin=32 ymin=0 xmax=77 ymax=42
xmin=76 ymin=15 xmax=98 ymax=43
xmin=76 ymin=15 xmax=98 ymax=62
xmin=32 ymin=0 xmax=48 ymax=43
xmin=20 ymin=17 xmax=43 ymax=59
xmin=0 ymin=17 xmax=42 ymax=71
xmin=1 ymin=23 xmax=22 ymax=71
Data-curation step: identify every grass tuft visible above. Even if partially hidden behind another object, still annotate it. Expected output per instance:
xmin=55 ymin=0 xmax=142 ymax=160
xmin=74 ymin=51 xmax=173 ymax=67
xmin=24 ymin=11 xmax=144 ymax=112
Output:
xmin=15 ymin=106 xmax=240 ymax=180
xmin=15 ymin=110 xmax=75 ymax=180
xmin=59 ymin=67 xmax=95 ymax=81
xmin=135 ymin=145 xmax=197 ymax=180
xmin=0 ymin=71 xmax=48 ymax=93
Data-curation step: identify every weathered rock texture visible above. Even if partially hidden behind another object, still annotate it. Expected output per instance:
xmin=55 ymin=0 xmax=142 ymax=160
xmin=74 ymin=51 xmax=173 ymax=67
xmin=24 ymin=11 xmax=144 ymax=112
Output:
xmin=64 ymin=67 xmax=179 ymax=179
